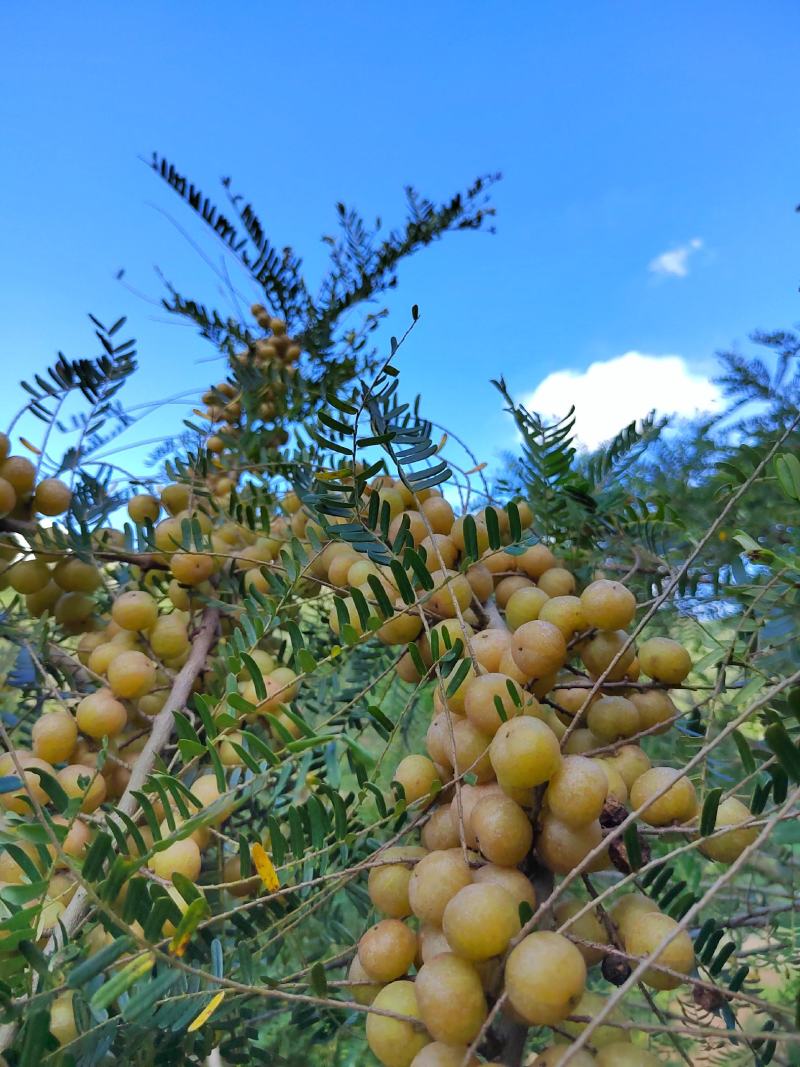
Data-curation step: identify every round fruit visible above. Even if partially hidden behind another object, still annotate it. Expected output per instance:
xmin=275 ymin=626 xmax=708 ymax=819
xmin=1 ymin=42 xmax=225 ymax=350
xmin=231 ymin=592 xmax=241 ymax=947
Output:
xmin=415 ymin=953 xmax=487 ymax=1045
xmin=442 ymin=882 xmax=520 ymax=960
xmin=586 ymin=695 xmax=640 ymax=742
xmin=605 ymin=744 xmax=651 ymax=790
xmin=533 ymin=1046 xmax=596 ymax=1067
xmin=545 ymin=756 xmax=608 ymax=828
xmin=489 ymin=717 xmax=561 ymax=789
xmin=107 ymin=651 xmax=156 ymax=699
xmin=580 ymin=629 xmax=636 ymax=681
xmin=0 ymin=753 xmax=53 ymax=813
xmin=76 ymin=689 xmax=127 ymax=740
xmin=8 ymin=559 xmax=51 ymax=595
xmin=346 ymin=954 xmax=382 ymax=1005
xmin=538 ymin=595 xmax=587 ymax=639
xmin=623 ymin=910 xmax=695 ymax=990
xmin=368 ymin=846 xmax=428 ymax=917
xmin=408 ymin=849 xmax=472 ymax=925
xmin=511 ymin=620 xmax=567 ymax=680
xmin=0 ymin=476 xmax=16 ymax=517
xmin=57 ymin=764 xmax=107 ymax=813
xmin=1 ymin=455 xmax=36 ymax=495
xmin=553 ymin=898 xmax=610 ymax=965
xmin=472 ymin=863 xmax=536 ymax=911
xmin=537 ymin=814 xmax=609 ymax=875
xmin=517 ymin=543 xmax=557 ymax=579
xmin=49 ymin=990 xmax=78 ymax=1045
xmin=580 ymin=579 xmax=636 ymax=630
xmin=471 ymin=794 xmax=533 ymax=866
xmin=596 ymin=1045 xmax=660 ymax=1066
xmin=394 ymin=754 xmax=440 ymax=804
xmin=150 ymin=837 xmax=202 ymax=882
xmin=358 ymin=919 xmax=417 ymax=982
xmin=637 ymin=636 xmax=692 ymax=685
xmin=537 ymin=567 xmax=576 ymax=598
xmin=365 ymin=981 xmax=429 ymax=1067
xmin=33 ymin=478 xmax=72 ymax=516
xmin=505 ymin=586 xmax=550 ymax=631
xmin=112 ymin=590 xmax=158 ymax=631
xmin=630 ymin=689 xmax=678 ymax=735
xmin=128 ymin=494 xmax=160 ymax=524
xmin=421 ymin=806 xmax=460 ymax=851
xmin=504 ymin=931 xmax=587 ymax=1025
xmin=463 ymin=673 xmax=526 ymax=736
xmin=629 ymin=767 xmax=697 ymax=826
xmin=32 ymin=709 xmax=78 ymax=763
xmin=171 ymin=550 xmax=216 ymax=585
xmin=699 ymin=796 xmax=758 ymax=863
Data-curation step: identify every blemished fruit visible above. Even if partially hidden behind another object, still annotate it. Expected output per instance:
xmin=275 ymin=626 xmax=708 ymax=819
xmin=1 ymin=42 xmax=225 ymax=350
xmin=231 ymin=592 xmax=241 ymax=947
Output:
xmin=365 ymin=981 xmax=430 ymax=1067
xmin=629 ymin=767 xmax=697 ymax=826
xmin=442 ymin=882 xmax=520 ymax=960
xmin=470 ymin=793 xmax=533 ymax=866
xmin=698 ymin=796 xmax=758 ymax=863
xmin=415 ymin=953 xmax=487 ymax=1045
xmin=463 ymin=672 xmax=526 ymax=735
xmin=358 ymin=919 xmax=417 ymax=982
xmin=637 ymin=636 xmax=692 ymax=685
xmin=112 ymin=590 xmax=158 ymax=631
xmin=504 ymin=931 xmax=587 ymax=1025
xmin=511 ymin=620 xmax=567 ymax=679
xmin=580 ymin=579 xmax=636 ymax=630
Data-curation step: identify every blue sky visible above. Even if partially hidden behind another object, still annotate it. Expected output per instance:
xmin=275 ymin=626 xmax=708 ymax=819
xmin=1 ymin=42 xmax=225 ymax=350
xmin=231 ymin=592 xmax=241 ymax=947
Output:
xmin=1 ymin=1 xmax=798 ymax=476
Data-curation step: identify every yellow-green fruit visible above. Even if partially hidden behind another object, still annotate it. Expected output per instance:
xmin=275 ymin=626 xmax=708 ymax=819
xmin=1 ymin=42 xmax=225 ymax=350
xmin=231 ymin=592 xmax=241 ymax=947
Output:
xmin=553 ymin=899 xmax=610 ymax=965
xmin=629 ymin=767 xmax=697 ymax=826
xmin=517 ymin=543 xmax=557 ymax=579
xmin=630 ymin=689 xmax=678 ymax=735
xmin=442 ymin=882 xmax=520 ymax=960
xmin=368 ymin=846 xmax=428 ymax=917
xmin=598 ymin=760 xmax=628 ymax=804
xmin=358 ymin=919 xmax=417 ymax=983
xmin=33 ymin=478 xmax=72 ymax=516
xmin=378 ymin=604 xmax=423 ymax=645
xmin=537 ymin=567 xmax=576 ymax=598
xmin=415 ymin=953 xmax=487 ymax=1045
xmin=469 ymin=627 xmax=512 ymax=673
xmin=622 ymin=911 xmax=695 ymax=990
xmin=410 ymin=1044 xmax=481 ymax=1067
xmin=472 ymin=863 xmax=536 ymax=911
xmin=32 ymin=709 xmax=77 ymax=763
xmin=580 ymin=629 xmax=636 ymax=681
xmin=538 ymin=595 xmax=587 ymax=639
xmin=49 ymin=990 xmax=78 ymax=1045
xmin=605 ymin=744 xmax=651 ymax=790
xmin=489 ymin=716 xmax=561 ymax=788
xmin=505 ymin=586 xmax=550 ymax=630
xmin=465 ymin=562 xmax=493 ymax=602
xmin=699 ymin=796 xmax=758 ymax=863
xmin=427 ymin=569 xmax=472 ymax=619
xmin=580 ymin=579 xmax=636 ymax=630
xmin=408 ymin=849 xmax=472 ymax=925
xmin=421 ymin=806 xmax=460 ymax=851
xmin=160 ymin=483 xmax=192 ymax=514
xmin=586 ymin=695 xmax=640 ymax=742
xmin=128 ymin=494 xmax=160 ymax=524
xmin=495 ymin=575 xmax=534 ymax=610
xmin=463 ymin=672 xmax=527 ymax=736
xmin=54 ymin=591 xmax=95 ymax=626
xmin=511 ymin=620 xmax=567 ymax=680
xmin=1 ymin=455 xmax=36 ymax=495
xmin=394 ymin=754 xmax=440 ymax=804
xmin=536 ymin=814 xmax=609 ymax=875
xmin=171 ymin=550 xmax=216 ymax=585
xmin=419 ymin=533 xmax=458 ymax=570
xmin=57 ymin=764 xmax=107 ymax=813
xmin=107 ymin=650 xmax=156 ymax=699
xmin=560 ymin=990 xmax=631 ymax=1048
xmin=545 ymin=756 xmax=608 ymax=828
xmin=596 ymin=1044 xmax=660 ymax=1066
xmin=0 ymin=476 xmax=16 ymax=517
xmin=190 ymin=773 xmax=234 ymax=825
xmin=25 ymin=580 xmax=62 ymax=616
xmin=420 ymin=495 xmax=455 ymax=534
xmin=150 ymin=837 xmax=202 ymax=882
xmin=149 ymin=615 xmax=190 ymax=658
xmin=471 ymin=794 xmax=533 ymax=866
xmin=0 ymin=753 xmax=52 ymax=813
xmin=347 ymin=954 xmax=382 ymax=1005
xmin=637 ymin=636 xmax=692 ymax=685
xmin=53 ymin=557 xmax=101 ymax=592
xmin=111 ymin=590 xmax=158 ymax=631
xmin=76 ymin=689 xmax=127 ymax=740
xmin=366 ymin=981 xmax=429 ymax=1067
xmin=8 ymin=559 xmax=51 ymax=594
xmin=533 ymin=1047 xmax=596 ymax=1067
xmin=445 ymin=718 xmax=494 ymax=782
xmin=609 ymin=893 xmax=660 ymax=937
xmin=504 ymin=931 xmax=586 ymax=1025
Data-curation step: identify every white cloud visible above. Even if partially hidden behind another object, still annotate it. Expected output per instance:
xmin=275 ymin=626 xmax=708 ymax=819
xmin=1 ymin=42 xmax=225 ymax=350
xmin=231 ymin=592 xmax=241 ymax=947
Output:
xmin=649 ymin=237 xmax=703 ymax=278
xmin=521 ymin=352 xmax=722 ymax=451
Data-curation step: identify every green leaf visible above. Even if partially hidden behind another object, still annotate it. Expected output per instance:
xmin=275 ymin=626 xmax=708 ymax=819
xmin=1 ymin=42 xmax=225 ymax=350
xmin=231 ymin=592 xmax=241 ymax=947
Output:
xmin=700 ymin=788 xmax=723 ymax=838
xmin=764 ymin=723 xmax=800 ymax=783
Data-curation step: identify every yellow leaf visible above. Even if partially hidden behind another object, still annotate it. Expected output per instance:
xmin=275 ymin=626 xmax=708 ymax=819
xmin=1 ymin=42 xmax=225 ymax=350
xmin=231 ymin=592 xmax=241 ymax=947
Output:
xmin=436 ymin=433 xmax=448 ymax=452
xmin=19 ymin=437 xmax=41 ymax=456
xmin=251 ymin=842 xmax=280 ymax=892
xmin=464 ymin=462 xmax=487 ymax=475
xmin=187 ymin=990 xmax=225 ymax=1033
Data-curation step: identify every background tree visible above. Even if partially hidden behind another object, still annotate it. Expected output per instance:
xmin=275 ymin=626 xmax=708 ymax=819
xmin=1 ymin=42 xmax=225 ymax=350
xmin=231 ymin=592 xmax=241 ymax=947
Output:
xmin=0 ymin=162 xmax=797 ymax=1067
